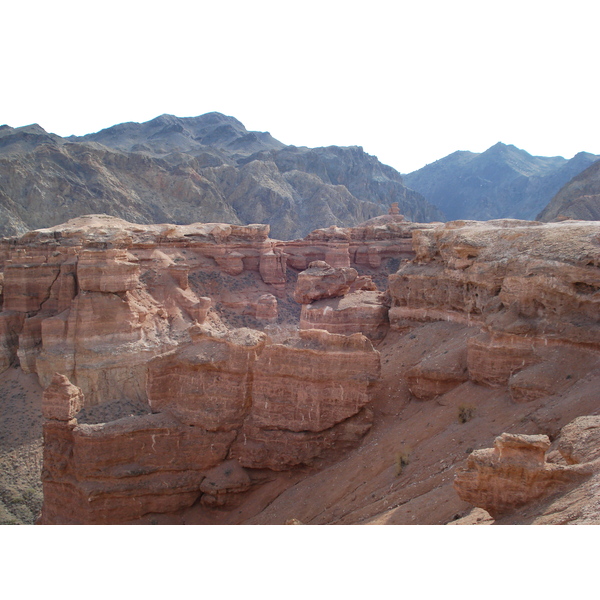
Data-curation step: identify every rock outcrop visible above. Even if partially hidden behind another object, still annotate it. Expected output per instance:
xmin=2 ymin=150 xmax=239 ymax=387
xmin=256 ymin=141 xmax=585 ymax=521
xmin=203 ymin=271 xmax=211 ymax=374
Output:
xmin=293 ymin=261 xmax=358 ymax=304
xmin=388 ymin=219 xmax=600 ymax=395
xmin=454 ymin=420 xmax=600 ymax=519
xmin=0 ymin=215 xmax=425 ymax=412
xmin=299 ymin=291 xmax=390 ymax=341
xmin=40 ymin=326 xmax=380 ymax=523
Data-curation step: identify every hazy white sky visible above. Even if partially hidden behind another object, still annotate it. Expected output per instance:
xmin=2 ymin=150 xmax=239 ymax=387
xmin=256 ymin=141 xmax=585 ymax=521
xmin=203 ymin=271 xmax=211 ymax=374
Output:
xmin=2 ymin=0 xmax=598 ymax=173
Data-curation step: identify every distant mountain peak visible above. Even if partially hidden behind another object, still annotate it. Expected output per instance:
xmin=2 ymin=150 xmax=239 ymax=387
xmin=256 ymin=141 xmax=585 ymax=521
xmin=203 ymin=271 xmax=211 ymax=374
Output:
xmin=0 ymin=111 xmax=444 ymax=239
xmin=404 ymin=143 xmax=599 ymax=222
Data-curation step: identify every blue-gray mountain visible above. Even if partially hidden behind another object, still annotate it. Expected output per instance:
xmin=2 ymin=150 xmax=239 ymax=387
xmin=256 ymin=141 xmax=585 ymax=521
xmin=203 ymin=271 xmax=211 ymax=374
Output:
xmin=537 ymin=159 xmax=600 ymax=222
xmin=403 ymin=142 xmax=600 ymax=222
xmin=0 ymin=113 xmax=443 ymax=239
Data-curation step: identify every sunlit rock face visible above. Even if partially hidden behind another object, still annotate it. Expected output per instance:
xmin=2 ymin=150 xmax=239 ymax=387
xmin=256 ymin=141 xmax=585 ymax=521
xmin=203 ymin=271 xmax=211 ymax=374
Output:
xmin=388 ymin=220 xmax=600 ymax=390
xmin=39 ymin=327 xmax=380 ymax=523
xmin=13 ymin=213 xmax=600 ymax=525
xmin=454 ymin=420 xmax=600 ymax=519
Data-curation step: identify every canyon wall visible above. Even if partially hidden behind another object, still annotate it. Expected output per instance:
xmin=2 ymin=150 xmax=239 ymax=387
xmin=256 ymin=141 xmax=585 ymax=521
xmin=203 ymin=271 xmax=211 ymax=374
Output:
xmin=0 ymin=214 xmax=412 ymax=523
xmin=4 ymin=214 xmax=600 ymax=524
xmin=387 ymin=219 xmax=600 ymax=402
xmin=0 ymin=214 xmax=416 ymax=405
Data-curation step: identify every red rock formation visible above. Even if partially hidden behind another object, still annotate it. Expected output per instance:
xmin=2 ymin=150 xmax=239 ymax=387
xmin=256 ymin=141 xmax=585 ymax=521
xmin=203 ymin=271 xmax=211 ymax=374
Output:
xmin=255 ymin=294 xmax=278 ymax=322
xmin=293 ymin=261 xmax=358 ymax=304
xmin=466 ymin=332 xmax=538 ymax=387
xmin=557 ymin=416 xmax=600 ymax=465
xmin=248 ymin=329 xmax=379 ymax=432
xmin=0 ymin=216 xmax=421 ymax=397
xmin=40 ymin=325 xmax=380 ymax=522
xmin=232 ymin=409 xmax=373 ymax=471
xmin=280 ymin=221 xmax=426 ymax=272
xmin=147 ymin=326 xmax=267 ymax=431
xmin=0 ymin=216 xmax=289 ymax=406
xmin=389 ymin=220 xmax=600 ymax=345
xmin=41 ymin=411 xmax=235 ymax=525
xmin=77 ymin=248 xmax=141 ymax=293
xmin=406 ymin=346 xmax=469 ymax=400
xmin=388 ymin=220 xmax=600 ymax=393
xmin=11 ymin=213 xmax=599 ymax=526
xmin=199 ymin=460 xmax=252 ymax=507
xmin=299 ymin=291 xmax=389 ymax=341
xmin=454 ymin=425 xmax=597 ymax=519
xmin=42 ymin=372 xmax=84 ymax=421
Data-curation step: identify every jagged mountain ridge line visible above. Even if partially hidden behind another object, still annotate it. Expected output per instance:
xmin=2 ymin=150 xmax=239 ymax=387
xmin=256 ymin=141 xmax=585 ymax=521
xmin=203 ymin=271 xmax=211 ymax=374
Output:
xmin=404 ymin=141 xmax=600 ymax=222
xmin=0 ymin=112 xmax=443 ymax=239
xmin=537 ymin=159 xmax=600 ymax=221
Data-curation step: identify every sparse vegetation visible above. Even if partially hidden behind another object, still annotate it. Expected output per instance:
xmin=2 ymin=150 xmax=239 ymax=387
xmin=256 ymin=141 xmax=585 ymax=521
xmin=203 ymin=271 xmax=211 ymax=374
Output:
xmin=458 ymin=404 xmax=476 ymax=424
xmin=394 ymin=447 xmax=412 ymax=476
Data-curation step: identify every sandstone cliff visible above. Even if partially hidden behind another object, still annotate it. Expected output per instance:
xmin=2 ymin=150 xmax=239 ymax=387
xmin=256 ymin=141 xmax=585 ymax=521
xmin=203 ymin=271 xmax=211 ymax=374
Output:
xmin=3 ymin=214 xmax=600 ymax=525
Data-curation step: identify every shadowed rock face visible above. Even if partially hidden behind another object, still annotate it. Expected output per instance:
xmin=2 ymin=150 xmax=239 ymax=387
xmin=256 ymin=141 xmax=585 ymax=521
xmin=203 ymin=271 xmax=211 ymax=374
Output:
xmin=0 ymin=113 xmax=443 ymax=239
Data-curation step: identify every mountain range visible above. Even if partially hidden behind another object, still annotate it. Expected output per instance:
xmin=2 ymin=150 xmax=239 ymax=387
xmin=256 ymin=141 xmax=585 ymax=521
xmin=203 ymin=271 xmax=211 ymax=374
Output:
xmin=403 ymin=142 xmax=600 ymax=221
xmin=537 ymin=158 xmax=600 ymax=221
xmin=0 ymin=113 xmax=442 ymax=239
xmin=1 ymin=113 xmax=599 ymax=237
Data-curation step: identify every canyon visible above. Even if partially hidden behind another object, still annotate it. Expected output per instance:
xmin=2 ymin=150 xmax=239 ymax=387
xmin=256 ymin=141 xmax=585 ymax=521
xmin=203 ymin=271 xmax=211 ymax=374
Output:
xmin=0 ymin=206 xmax=599 ymax=524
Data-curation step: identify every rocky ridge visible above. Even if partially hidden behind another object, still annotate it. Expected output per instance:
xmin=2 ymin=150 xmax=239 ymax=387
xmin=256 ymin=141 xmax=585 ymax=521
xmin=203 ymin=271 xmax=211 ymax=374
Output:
xmin=403 ymin=142 xmax=600 ymax=221
xmin=0 ymin=113 xmax=443 ymax=239
xmin=537 ymin=159 xmax=600 ymax=222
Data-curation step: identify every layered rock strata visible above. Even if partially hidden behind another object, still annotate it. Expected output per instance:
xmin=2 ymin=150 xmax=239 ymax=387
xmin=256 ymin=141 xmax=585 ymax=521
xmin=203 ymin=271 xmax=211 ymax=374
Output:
xmin=13 ymin=214 xmax=600 ymax=524
xmin=281 ymin=221 xmax=432 ymax=272
xmin=300 ymin=291 xmax=390 ymax=341
xmin=0 ymin=217 xmax=277 ymax=403
xmin=0 ymin=215 xmax=419 ymax=405
xmin=40 ymin=326 xmax=380 ymax=523
xmin=388 ymin=219 xmax=600 ymax=393
xmin=293 ymin=261 xmax=358 ymax=304
xmin=453 ymin=419 xmax=600 ymax=519
xmin=293 ymin=259 xmax=390 ymax=341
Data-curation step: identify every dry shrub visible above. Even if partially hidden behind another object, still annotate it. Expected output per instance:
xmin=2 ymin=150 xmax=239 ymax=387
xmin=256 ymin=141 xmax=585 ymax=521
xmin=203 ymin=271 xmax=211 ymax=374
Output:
xmin=458 ymin=404 xmax=476 ymax=424
xmin=394 ymin=447 xmax=412 ymax=476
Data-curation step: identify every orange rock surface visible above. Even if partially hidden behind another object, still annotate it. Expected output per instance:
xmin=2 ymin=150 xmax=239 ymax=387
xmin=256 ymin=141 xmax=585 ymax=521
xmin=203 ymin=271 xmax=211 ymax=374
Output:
xmin=40 ymin=326 xmax=380 ymax=523
xmin=2 ymin=214 xmax=600 ymax=525
xmin=453 ymin=423 xmax=599 ymax=519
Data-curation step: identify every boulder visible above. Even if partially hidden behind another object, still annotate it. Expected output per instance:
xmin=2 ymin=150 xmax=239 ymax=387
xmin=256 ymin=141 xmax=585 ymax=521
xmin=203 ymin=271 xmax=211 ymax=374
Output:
xmin=294 ymin=261 xmax=358 ymax=304
xmin=454 ymin=431 xmax=592 ymax=518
